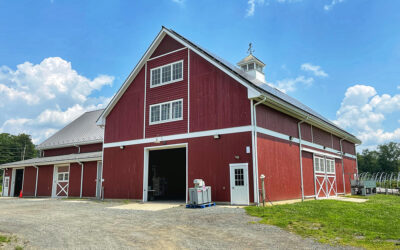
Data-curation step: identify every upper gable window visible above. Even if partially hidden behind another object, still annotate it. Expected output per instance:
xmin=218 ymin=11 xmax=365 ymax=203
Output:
xmin=151 ymin=60 xmax=183 ymax=87
xmin=149 ymin=99 xmax=183 ymax=125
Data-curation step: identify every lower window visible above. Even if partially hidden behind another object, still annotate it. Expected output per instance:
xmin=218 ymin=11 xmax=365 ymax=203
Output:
xmin=150 ymin=99 xmax=183 ymax=125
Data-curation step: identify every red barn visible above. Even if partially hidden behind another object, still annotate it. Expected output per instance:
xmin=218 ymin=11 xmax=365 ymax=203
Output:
xmin=1 ymin=27 xmax=361 ymax=205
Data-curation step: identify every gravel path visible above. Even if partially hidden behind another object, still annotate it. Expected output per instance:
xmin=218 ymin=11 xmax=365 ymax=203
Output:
xmin=0 ymin=198 xmax=355 ymax=249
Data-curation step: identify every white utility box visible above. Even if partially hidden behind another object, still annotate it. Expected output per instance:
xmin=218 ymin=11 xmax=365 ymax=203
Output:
xmin=188 ymin=179 xmax=212 ymax=205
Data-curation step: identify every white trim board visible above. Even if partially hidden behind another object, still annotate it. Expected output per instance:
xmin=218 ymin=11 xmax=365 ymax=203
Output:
xmin=104 ymin=126 xmax=253 ymax=148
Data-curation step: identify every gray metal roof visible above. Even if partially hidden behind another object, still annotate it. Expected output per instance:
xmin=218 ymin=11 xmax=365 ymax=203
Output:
xmin=168 ymin=28 xmax=359 ymax=141
xmin=37 ymin=109 xmax=104 ymax=150
xmin=0 ymin=151 xmax=102 ymax=168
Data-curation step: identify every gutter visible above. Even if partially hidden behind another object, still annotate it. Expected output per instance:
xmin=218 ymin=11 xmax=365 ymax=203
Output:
xmin=252 ymin=96 xmax=267 ymax=205
xmin=33 ymin=166 xmax=39 ymax=197
xmin=78 ymin=162 xmax=84 ymax=198
xmin=297 ymin=117 xmax=309 ymax=201
xmin=339 ymin=138 xmax=347 ymax=194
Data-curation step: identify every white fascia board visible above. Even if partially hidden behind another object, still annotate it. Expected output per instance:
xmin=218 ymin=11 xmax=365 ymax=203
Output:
xmin=36 ymin=139 xmax=103 ymax=150
xmin=96 ymin=29 xmax=167 ymax=125
xmin=302 ymin=147 xmax=342 ymax=159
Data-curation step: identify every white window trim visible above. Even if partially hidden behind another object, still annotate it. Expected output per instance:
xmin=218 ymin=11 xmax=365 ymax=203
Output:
xmin=57 ymin=172 xmax=69 ymax=182
xmin=314 ymin=155 xmax=325 ymax=174
xmin=326 ymin=158 xmax=335 ymax=174
xmin=150 ymin=60 xmax=184 ymax=88
xmin=149 ymin=99 xmax=183 ymax=125
xmin=314 ymin=155 xmax=335 ymax=174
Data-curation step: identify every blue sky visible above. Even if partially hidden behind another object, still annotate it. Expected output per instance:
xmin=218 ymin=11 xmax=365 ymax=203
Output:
xmin=0 ymin=0 xmax=399 ymax=150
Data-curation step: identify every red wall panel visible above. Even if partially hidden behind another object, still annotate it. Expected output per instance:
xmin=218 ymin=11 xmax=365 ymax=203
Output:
xmin=145 ymin=49 xmax=188 ymax=137
xmin=22 ymin=166 xmax=37 ymax=197
xmin=256 ymin=105 xmax=299 ymax=138
xmin=300 ymin=123 xmax=312 ymax=142
xmin=257 ymin=133 xmax=302 ymax=201
xmin=36 ymin=165 xmax=54 ymax=197
xmin=312 ymin=127 xmax=332 ymax=148
xmin=103 ymin=132 xmax=254 ymax=203
xmin=332 ymin=135 xmax=341 ymax=151
xmin=82 ymin=161 xmax=97 ymax=197
xmin=150 ymin=35 xmax=184 ymax=58
xmin=342 ymin=140 xmax=356 ymax=155
xmin=189 ymin=51 xmax=251 ymax=131
xmin=68 ymin=163 xmax=81 ymax=197
xmin=302 ymin=151 xmax=315 ymax=197
xmin=80 ymin=143 xmax=103 ymax=153
xmin=105 ymin=67 xmax=145 ymax=143
xmin=335 ymin=159 xmax=345 ymax=194
xmin=44 ymin=147 xmax=77 ymax=157
xmin=343 ymin=157 xmax=357 ymax=194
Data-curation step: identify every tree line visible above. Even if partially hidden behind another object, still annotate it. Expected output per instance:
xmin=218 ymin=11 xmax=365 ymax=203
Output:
xmin=357 ymin=142 xmax=400 ymax=173
xmin=0 ymin=133 xmax=37 ymax=184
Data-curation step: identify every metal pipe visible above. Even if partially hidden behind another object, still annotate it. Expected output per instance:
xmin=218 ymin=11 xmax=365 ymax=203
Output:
xmin=339 ymin=138 xmax=346 ymax=194
xmin=79 ymin=162 xmax=84 ymax=198
xmin=297 ymin=117 xmax=309 ymax=201
xmin=33 ymin=166 xmax=39 ymax=197
xmin=252 ymin=96 xmax=266 ymax=205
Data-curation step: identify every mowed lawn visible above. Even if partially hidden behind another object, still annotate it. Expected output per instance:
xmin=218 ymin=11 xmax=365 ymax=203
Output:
xmin=246 ymin=195 xmax=400 ymax=249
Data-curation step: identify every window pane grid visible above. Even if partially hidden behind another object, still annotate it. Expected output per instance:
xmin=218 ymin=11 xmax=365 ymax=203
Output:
xmin=161 ymin=103 xmax=170 ymax=121
xmin=162 ymin=65 xmax=171 ymax=83
xmin=151 ymin=68 xmax=161 ymax=86
xmin=234 ymin=169 xmax=244 ymax=186
xmin=172 ymin=62 xmax=182 ymax=80
xmin=150 ymin=61 xmax=183 ymax=87
xmin=150 ymin=100 xmax=183 ymax=125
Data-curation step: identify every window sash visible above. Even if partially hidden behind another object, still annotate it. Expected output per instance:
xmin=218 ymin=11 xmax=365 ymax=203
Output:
xmin=149 ymin=99 xmax=183 ymax=125
xmin=150 ymin=60 xmax=183 ymax=87
xmin=314 ymin=156 xmax=336 ymax=174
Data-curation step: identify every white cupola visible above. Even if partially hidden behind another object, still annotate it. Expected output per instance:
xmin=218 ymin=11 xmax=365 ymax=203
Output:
xmin=237 ymin=43 xmax=266 ymax=85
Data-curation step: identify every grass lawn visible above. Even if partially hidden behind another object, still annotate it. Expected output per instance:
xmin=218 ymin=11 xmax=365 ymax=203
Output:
xmin=246 ymin=195 xmax=400 ymax=249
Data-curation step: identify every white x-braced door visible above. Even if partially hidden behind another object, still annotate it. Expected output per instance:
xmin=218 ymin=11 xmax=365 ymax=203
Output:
xmin=52 ymin=165 xmax=70 ymax=198
xmin=314 ymin=156 xmax=337 ymax=199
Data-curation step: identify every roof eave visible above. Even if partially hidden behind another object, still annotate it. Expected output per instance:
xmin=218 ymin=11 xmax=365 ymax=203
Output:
xmin=36 ymin=139 xmax=103 ymax=150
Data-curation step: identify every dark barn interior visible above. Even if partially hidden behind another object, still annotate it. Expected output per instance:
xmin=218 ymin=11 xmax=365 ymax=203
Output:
xmin=14 ymin=169 xmax=24 ymax=197
xmin=148 ymin=148 xmax=186 ymax=201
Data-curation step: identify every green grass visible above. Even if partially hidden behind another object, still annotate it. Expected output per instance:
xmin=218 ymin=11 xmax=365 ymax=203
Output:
xmin=245 ymin=195 xmax=400 ymax=249
xmin=0 ymin=234 xmax=10 ymax=243
xmin=15 ymin=246 xmax=23 ymax=250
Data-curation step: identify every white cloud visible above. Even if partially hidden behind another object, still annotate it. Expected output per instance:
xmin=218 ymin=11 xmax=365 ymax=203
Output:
xmin=246 ymin=0 xmax=265 ymax=17
xmin=301 ymin=63 xmax=328 ymax=77
xmin=0 ymin=57 xmax=114 ymax=144
xmin=267 ymin=75 xmax=314 ymax=93
xmin=397 ymin=85 xmax=400 ymax=90
xmin=172 ymin=0 xmax=185 ymax=4
xmin=334 ymin=84 xmax=400 ymax=148
xmin=324 ymin=0 xmax=345 ymax=11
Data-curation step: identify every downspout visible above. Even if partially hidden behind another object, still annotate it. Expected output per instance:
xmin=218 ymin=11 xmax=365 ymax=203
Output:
xmin=297 ymin=117 xmax=309 ymax=202
xmin=1 ymin=168 xmax=4 ymax=196
xmin=339 ymin=138 xmax=347 ymax=194
xmin=33 ymin=166 xmax=39 ymax=197
xmin=75 ymin=145 xmax=81 ymax=154
xmin=252 ymin=96 xmax=267 ymax=205
xmin=79 ymin=162 xmax=84 ymax=198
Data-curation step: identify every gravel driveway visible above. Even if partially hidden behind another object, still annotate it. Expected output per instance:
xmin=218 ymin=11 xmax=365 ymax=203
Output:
xmin=0 ymin=198 xmax=353 ymax=249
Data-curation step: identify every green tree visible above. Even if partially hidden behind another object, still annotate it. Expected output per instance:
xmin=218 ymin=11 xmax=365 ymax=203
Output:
xmin=357 ymin=149 xmax=379 ymax=173
xmin=377 ymin=142 xmax=400 ymax=173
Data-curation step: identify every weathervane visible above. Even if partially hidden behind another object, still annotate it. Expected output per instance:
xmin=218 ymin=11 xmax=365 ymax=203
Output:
xmin=247 ymin=43 xmax=255 ymax=55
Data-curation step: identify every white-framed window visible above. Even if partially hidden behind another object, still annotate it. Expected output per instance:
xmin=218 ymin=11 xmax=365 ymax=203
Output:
xmin=57 ymin=172 xmax=69 ymax=182
xmin=150 ymin=60 xmax=183 ymax=87
xmin=326 ymin=159 xmax=335 ymax=174
xmin=314 ymin=156 xmax=335 ymax=174
xmin=149 ymin=99 xmax=183 ymax=125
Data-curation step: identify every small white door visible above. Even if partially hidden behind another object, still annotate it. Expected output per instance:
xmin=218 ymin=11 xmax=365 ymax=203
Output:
xmin=3 ymin=176 xmax=10 ymax=197
xmin=230 ymin=163 xmax=250 ymax=205
xmin=52 ymin=165 xmax=70 ymax=198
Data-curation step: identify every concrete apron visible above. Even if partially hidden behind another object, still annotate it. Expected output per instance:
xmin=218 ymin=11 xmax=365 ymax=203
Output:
xmin=108 ymin=201 xmax=184 ymax=211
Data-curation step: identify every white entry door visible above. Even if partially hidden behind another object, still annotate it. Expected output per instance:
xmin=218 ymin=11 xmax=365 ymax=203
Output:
xmin=3 ymin=176 xmax=10 ymax=197
xmin=230 ymin=163 xmax=250 ymax=205
xmin=52 ymin=165 xmax=70 ymax=198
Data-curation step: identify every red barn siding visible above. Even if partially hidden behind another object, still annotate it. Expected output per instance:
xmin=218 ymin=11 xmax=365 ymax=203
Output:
xmin=256 ymin=105 xmax=299 ymax=138
xmin=342 ymin=140 xmax=356 ymax=155
xmin=302 ymin=151 xmax=315 ymax=197
xmin=150 ymin=35 xmax=184 ymax=58
xmin=82 ymin=161 xmax=97 ymax=197
xmin=68 ymin=163 xmax=81 ymax=197
xmin=22 ymin=167 xmax=36 ymax=197
xmin=145 ymin=49 xmax=188 ymax=138
xmin=343 ymin=157 xmax=357 ymax=194
xmin=312 ymin=127 xmax=332 ymax=148
xmin=80 ymin=143 xmax=103 ymax=153
xmin=189 ymin=51 xmax=251 ymax=131
xmin=37 ymin=165 xmax=54 ymax=197
xmin=257 ymin=133 xmax=301 ymax=201
xmin=336 ymin=159 xmax=345 ymax=194
xmin=44 ymin=147 xmax=77 ymax=157
xmin=332 ymin=135 xmax=341 ymax=151
xmin=300 ymin=123 xmax=312 ymax=142
xmin=103 ymin=132 xmax=254 ymax=203
xmin=105 ymin=67 xmax=145 ymax=143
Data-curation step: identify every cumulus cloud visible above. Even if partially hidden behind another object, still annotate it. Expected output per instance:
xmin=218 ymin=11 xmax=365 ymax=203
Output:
xmin=268 ymin=76 xmax=314 ymax=93
xmin=301 ymin=63 xmax=328 ymax=77
xmin=246 ymin=0 xmax=265 ymax=17
xmin=0 ymin=57 xmax=114 ymax=144
xmin=324 ymin=0 xmax=345 ymax=11
xmin=334 ymin=84 xmax=400 ymax=148
xmin=172 ymin=0 xmax=185 ymax=4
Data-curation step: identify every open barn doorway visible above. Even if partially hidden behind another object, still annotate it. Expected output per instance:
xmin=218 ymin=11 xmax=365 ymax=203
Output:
xmin=145 ymin=145 xmax=186 ymax=202
xmin=13 ymin=169 xmax=24 ymax=197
